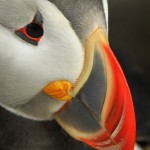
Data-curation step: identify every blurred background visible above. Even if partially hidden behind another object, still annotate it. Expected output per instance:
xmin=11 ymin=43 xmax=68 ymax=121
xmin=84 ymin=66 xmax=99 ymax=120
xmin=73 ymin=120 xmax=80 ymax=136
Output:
xmin=108 ymin=0 xmax=150 ymax=149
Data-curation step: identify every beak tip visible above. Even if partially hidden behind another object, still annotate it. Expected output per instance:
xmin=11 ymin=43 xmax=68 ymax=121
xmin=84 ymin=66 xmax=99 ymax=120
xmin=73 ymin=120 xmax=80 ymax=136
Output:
xmin=54 ymin=29 xmax=136 ymax=150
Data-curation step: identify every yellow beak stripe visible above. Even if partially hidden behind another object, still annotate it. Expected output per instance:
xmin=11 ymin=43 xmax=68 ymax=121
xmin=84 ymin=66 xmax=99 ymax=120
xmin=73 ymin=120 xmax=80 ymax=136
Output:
xmin=43 ymin=28 xmax=108 ymax=102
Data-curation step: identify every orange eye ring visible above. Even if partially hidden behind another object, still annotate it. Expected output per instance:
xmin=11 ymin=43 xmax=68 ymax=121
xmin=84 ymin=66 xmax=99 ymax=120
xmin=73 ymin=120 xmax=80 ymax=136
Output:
xmin=18 ymin=23 xmax=43 ymax=43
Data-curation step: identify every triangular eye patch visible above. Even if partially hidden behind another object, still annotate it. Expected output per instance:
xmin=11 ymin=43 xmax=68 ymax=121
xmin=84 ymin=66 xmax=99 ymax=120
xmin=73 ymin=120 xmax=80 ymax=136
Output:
xmin=15 ymin=12 xmax=43 ymax=46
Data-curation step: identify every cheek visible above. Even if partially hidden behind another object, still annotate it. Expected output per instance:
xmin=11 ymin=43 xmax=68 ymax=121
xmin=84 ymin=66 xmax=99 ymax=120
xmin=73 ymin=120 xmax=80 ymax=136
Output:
xmin=39 ymin=30 xmax=85 ymax=82
xmin=0 ymin=25 xmax=84 ymax=105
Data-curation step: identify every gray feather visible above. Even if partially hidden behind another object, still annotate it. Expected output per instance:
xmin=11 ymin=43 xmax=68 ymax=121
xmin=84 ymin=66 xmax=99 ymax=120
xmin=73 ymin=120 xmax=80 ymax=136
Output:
xmin=50 ymin=0 xmax=106 ymax=42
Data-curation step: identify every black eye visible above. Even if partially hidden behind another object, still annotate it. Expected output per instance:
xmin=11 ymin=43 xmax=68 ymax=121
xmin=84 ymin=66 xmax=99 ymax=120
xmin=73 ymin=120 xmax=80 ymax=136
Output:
xmin=15 ymin=12 xmax=44 ymax=46
xmin=15 ymin=23 xmax=44 ymax=45
xmin=26 ymin=23 xmax=43 ymax=38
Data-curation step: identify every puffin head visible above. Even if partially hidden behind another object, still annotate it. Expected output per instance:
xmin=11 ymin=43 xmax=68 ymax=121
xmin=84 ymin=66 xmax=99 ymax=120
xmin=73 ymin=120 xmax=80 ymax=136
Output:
xmin=0 ymin=0 xmax=136 ymax=149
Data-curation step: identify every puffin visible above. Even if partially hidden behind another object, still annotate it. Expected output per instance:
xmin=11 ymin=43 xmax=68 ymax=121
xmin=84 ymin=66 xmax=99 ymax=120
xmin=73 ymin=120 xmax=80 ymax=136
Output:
xmin=0 ymin=0 xmax=136 ymax=149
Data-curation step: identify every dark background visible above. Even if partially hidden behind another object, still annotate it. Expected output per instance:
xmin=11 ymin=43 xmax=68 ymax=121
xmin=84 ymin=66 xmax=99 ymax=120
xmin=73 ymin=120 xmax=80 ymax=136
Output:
xmin=108 ymin=0 xmax=150 ymax=148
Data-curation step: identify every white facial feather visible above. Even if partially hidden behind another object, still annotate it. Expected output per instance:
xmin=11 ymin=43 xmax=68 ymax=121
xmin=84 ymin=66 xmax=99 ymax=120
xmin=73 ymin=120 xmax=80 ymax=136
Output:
xmin=102 ymin=0 xmax=108 ymax=31
xmin=0 ymin=0 xmax=36 ymax=29
xmin=0 ymin=0 xmax=84 ymax=120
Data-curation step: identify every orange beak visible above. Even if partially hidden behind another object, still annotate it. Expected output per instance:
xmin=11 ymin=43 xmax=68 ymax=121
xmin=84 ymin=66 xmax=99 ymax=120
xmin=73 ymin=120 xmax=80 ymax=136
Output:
xmin=46 ymin=28 xmax=136 ymax=150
